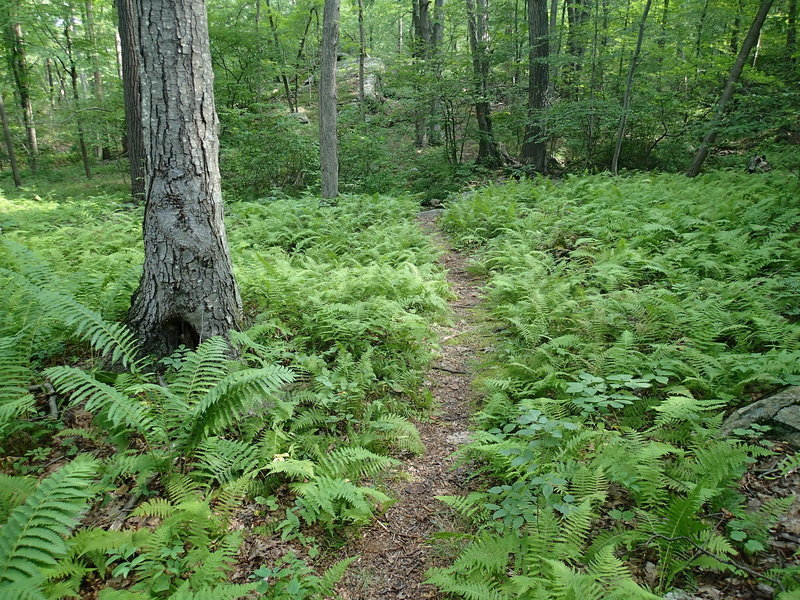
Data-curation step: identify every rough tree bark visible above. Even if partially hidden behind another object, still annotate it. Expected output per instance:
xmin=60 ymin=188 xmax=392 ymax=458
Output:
xmin=0 ymin=92 xmax=21 ymax=187
xmin=117 ymin=0 xmax=146 ymax=203
xmin=520 ymin=0 xmax=549 ymax=171
xmin=611 ymin=0 xmax=652 ymax=175
xmin=466 ymin=0 xmax=500 ymax=165
xmin=128 ymin=0 xmax=243 ymax=356
xmin=686 ymin=0 xmax=774 ymax=177
xmin=319 ymin=0 xmax=340 ymax=198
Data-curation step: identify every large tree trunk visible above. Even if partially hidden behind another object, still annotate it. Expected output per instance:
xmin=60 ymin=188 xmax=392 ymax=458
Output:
xmin=129 ymin=0 xmax=243 ymax=357
xmin=319 ymin=0 xmax=340 ymax=198
xmin=686 ymin=0 xmax=774 ymax=177
xmin=0 ymin=92 xmax=21 ymax=188
xmin=117 ymin=0 xmax=145 ymax=202
xmin=611 ymin=0 xmax=652 ymax=174
xmin=520 ymin=0 xmax=548 ymax=171
xmin=4 ymin=5 xmax=38 ymax=171
xmin=466 ymin=0 xmax=500 ymax=165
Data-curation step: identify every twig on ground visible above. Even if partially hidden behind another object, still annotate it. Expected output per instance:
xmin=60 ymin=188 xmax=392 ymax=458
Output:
xmin=44 ymin=382 xmax=59 ymax=419
xmin=432 ymin=366 xmax=468 ymax=374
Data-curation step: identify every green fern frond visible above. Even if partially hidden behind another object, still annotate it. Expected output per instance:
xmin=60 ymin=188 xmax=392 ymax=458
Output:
xmin=132 ymin=498 xmax=175 ymax=520
xmin=315 ymin=446 xmax=399 ymax=479
xmin=0 ymin=336 xmax=36 ymax=433
xmin=188 ymin=365 xmax=294 ymax=445
xmin=170 ymin=338 xmax=230 ymax=405
xmin=0 ymin=584 xmax=47 ymax=600
xmin=0 ymin=475 xmax=37 ymax=523
xmin=424 ymin=569 xmax=507 ymax=600
xmin=193 ymin=437 xmax=260 ymax=484
xmin=45 ymin=366 xmax=162 ymax=441
xmin=365 ymin=413 xmax=425 ymax=454
xmin=436 ymin=492 xmax=491 ymax=521
xmin=0 ymin=456 xmax=98 ymax=585
xmin=265 ymin=458 xmax=316 ymax=480
xmin=450 ymin=531 xmax=519 ymax=574
xmin=318 ymin=556 xmax=357 ymax=593
xmin=38 ymin=291 xmax=142 ymax=371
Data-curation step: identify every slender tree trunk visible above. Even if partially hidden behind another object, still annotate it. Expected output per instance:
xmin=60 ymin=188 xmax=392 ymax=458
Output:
xmin=686 ymin=0 xmax=775 ymax=177
xmin=358 ymin=0 xmax=366 ymax=116
xmin=428 ymin=0 xmax=445 ymax=145
xmin=695 ymin=0 xmax=710 ymax=59
xmin=265 ymin=0 xmax=295 ymax=112
xmin=398 ymin=15 xmax=403 ymax=52
xmin=293 ymin=7 xmax=316 ymax=109
xmin=753 ymin=30 xmax=763 ymax=66
xmin=85 ymin=0 xmax=105 ymax=159
xmin=611 ymin=0 xmax=652 ymax=174
xmin=512 ymin=0 xmax=520 ymax=85
xmin=465 ymin=0 xmax=500 ymax=165
xmin=129 ymin=0 xmax=243 ymax=357
xmin=547 ymin=0 xmax=558 ymax=101
xmin=117 ymin=0 xmax=145 ymax=202
xmin=789 ymin=0 xmax=797 ymax=59
xmin=520 ymin=0 xmax=548 ymax=171
xmin=64 ymin=17 xmax=92 ymax=179
xmin=0 ymin=92 xmax=21 ymax=187
xmin=658 ymin=0 xmax=668 ymax=49
xmin=114 ymin=30 xmax=124 ymax=80
xmin=45 ymin=58 xmax=56 ymax=111
xmin=730 ymin=0 xmax=743 ymax=54
xmin=5 ymin=7 xmax=38 ymax=171
xmin=319 ymin=0 xmax=340 ymax=198
xmin=412 ymin=0 xmax=431 ymax=147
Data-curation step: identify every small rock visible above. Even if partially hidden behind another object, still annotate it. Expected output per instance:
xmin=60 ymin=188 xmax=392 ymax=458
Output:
xmin=755 ymin=583 xmax=775 ymax=598
xmin=721 ymin=387 xmax=800 ymax=447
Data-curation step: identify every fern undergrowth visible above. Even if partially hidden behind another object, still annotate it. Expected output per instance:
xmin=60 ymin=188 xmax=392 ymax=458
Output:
xmin=431 ymin=172 xmax=800 ymax=599
xmin=0 ymin=191 xmax=448 ymax=598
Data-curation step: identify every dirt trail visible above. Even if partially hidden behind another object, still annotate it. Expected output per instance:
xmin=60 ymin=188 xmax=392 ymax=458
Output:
xmin=334 ymin=211 xmax=486 ymax=599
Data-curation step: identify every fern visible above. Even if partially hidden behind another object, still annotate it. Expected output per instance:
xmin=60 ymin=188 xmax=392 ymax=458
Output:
xmin=0 ymin=336 xmax=36 ymax=435
xmin=0 ymin=457 xmax=97 ymax=586
xmin=38 ymin=290 xmax=143 ymax=371
xmin=45 ymin=366 xmax=162 ymax=441
xmin=188 ymin=365 xmax=294 ymax=445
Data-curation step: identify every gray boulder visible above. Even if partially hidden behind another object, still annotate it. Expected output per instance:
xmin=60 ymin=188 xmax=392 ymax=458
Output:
xmin=721 ymin=387 xmax=800 ymax=446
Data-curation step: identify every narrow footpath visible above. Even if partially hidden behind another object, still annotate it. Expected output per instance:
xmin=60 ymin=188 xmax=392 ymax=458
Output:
xmin=334 ymin=211 xmax=486 ymax=599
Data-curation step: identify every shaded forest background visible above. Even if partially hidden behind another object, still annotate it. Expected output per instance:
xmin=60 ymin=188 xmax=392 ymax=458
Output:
xmin=0 ymin=0 xmax=798 ymax=200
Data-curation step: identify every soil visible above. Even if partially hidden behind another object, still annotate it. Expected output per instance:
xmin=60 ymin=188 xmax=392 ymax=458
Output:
xmin=332 ymin=211 xmax=486 ymax=599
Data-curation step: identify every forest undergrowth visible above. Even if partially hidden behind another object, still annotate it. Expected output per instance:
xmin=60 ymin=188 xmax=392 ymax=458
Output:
xmin=1 ymin=168 xmax=799 ymax=599
xmin=0 ymin=185 xmax=449 ymax=599
xmin=427 ymin=171 xmax=800 ymax=599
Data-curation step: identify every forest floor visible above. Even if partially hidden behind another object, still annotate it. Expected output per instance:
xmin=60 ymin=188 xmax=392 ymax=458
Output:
xmin=332 ymin=210 xmax=487 ymax=599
